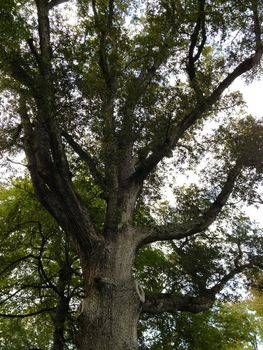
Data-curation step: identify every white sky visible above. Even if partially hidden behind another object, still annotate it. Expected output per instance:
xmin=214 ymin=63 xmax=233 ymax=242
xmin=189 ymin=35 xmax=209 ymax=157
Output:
xmin=232 ymin=78 xmax=263 ymax=224
xmin=232 ymin=78 xmax=263 ymax=119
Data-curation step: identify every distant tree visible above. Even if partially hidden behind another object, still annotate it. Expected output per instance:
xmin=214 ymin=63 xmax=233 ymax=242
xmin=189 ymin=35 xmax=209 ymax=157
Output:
xmin=0 ymin=180 xmax=81 ymax=350
xmin=0 ymin=1 xmax=263 ymax=349
xmin=136 ymin=216 xmax=263 ymax=349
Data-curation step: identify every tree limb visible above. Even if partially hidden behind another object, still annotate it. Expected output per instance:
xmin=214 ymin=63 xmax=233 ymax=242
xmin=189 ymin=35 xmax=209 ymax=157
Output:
xmin=8 ymin=55 xmax=37 ymax=94
xmin=136 ymin=163 xmax=242 ymax=246
xmin=26 ymin=38 xmax=44 ymax=73
xmin=91 ymin=0 xmax=113 ymax=88
xmin=142 ymin=261 xmax=253 ymax=315
xmin=18 ymin=8 xmax=102 ymax=254
xmin=47 ymin=0 xmax=69 ymax=11
xmin=142 ymin=293 xmax=214 ymax=314
xmin=0 ymin=308 xmax=54 ymax=318
xmin=131 ymin=44 xmax=263 ymax=185
xmin=187 ymin=0 xmax=206 ymax=82
xmin=61 ymin=131 xmax=106 ymax=190
xmin=0 ymin=254 xmax=35 ymax=277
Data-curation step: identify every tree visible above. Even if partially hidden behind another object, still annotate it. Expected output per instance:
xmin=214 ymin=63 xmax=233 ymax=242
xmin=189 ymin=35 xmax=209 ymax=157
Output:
xmin=136 ymin=217 xmax=263 ymax=349
xmin=138 ymin=301 xmax=263 ymax=350
xmin=0 ymin=179 xmax=82 ymax=349
xmin=1 ymin=181 xmax=263 ymax=350
xmin=1 ymin=180 xmax=263 ymax=349
xmin=0 ymin=1 xmax=263 ymax=349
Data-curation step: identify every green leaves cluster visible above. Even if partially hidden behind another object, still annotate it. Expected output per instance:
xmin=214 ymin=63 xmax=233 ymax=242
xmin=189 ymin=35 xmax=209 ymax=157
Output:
xmin=139 ymin=300 xmax=263 ymax=350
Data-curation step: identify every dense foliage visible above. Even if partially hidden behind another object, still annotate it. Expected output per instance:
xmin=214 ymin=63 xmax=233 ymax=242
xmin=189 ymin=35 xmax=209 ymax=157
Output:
xmin=0 ymin=0 xmax=263 ymax=349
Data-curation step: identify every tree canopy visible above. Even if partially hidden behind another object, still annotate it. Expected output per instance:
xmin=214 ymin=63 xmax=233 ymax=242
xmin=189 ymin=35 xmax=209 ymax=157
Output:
xmin=0 ymin=1 xmax=263 ymax=349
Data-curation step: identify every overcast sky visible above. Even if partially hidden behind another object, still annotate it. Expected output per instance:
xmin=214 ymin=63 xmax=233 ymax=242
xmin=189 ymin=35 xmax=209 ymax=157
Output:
xmin=232 ymin=78 xmax=263 ymax=224
xmin=232 ymin=78 xmax=263 ymax=120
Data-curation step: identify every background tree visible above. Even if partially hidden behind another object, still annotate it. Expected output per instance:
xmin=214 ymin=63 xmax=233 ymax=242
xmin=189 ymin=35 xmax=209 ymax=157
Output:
xmin=0 ymin=1 xmax=263 ymax=349
xmin=0 ymin=179 xmax=82 ymax=350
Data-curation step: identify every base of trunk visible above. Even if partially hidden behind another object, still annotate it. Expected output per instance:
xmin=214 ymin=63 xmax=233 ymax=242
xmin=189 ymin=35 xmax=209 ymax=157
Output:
xmin=77 ymin=278 xmax=141 ymax=350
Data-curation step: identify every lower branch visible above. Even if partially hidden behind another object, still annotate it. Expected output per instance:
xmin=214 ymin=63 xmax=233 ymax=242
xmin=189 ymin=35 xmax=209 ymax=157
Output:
xmin=142 ymin=261 xmax=254 ymax=315
xmin=0 ymin=308 xmax=54 ymax=318
xmin=136 ymin=163 xmax=242 ymax=247
xmin=142 ymin=294 xmax=214 ymax=314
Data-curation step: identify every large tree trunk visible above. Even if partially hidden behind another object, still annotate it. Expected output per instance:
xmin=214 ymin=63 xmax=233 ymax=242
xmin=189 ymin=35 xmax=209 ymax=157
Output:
xmin=76 ymin=232 xmax=142 ymax=350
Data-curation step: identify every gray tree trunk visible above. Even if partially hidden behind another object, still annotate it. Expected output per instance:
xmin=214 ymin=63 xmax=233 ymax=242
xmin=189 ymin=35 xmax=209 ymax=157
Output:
xmin=76 ymin=233 xmax=141 ymax=350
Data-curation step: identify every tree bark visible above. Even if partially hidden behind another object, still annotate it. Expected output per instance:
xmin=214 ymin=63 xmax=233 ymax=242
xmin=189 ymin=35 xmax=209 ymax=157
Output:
xmin=52 ymin=296 xmax=69 ymax=350
xmin=76 ymin=230 xmax=142 ymax=350
xmin=77 ymin=280 xmax=140 ymax=350
xmin=52 ymin=260 xmax=73 ymax=350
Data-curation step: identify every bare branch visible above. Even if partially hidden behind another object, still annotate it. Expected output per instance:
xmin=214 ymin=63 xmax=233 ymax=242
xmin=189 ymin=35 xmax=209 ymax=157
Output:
xmin=91 ymin=0 xmax=112 ymax=88
xmin=8 ymin=55 xmax=37 ymax=94
xmin=209 ymin=263 xmax=253 ymax=295
xmin=0 ymin=254 xmax=35 ymax=277
xmin=26 ymin=38 xmax=43 ymax=73
xmin=108 ymin=0 xmax=114 ymax=28
xmin=37 ymin=234 xmax=62 ymax=297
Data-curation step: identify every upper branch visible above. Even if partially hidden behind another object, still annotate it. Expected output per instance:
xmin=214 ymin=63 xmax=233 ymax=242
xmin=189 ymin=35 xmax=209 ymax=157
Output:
xmin=61 ymin=131 xmax=106 ymax=190
xmin=187 ymin=0 xmax=206 ymax=82
xmin=35 ymin=0 xmax=52 ymax=75
xmin=251 ymin=0 xmax=262 ymax=48
xmin=136 ymin=162 xmax=242 ymax=247
xmin=26 ymin=38 xmax=44 ymax=74
xmin=92 ymin=0 xmax=114 ymax=88
xmin=131 ymin=44 xmax=263 ymax=185
xmin=47 ymin=0 xmax=69 ymax=11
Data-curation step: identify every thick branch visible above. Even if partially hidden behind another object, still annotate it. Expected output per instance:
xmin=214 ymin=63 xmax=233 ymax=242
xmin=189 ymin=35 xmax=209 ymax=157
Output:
xmin=142 ymin=294 xmax=214 ymax=314
xmin=142 ymin=261 xmax=253 ymax=315
xmin=20 ymin=98 xmax=99 ymax=255
xmin=136 ymin=163 xmax=242 ymax=246
xmin=251 ymin=0 xmax=262 ymax=48
xmin=35 ymin=0 xmax=52 ymax=69
xmin=17 ymin=8 xmax=101 ymax=254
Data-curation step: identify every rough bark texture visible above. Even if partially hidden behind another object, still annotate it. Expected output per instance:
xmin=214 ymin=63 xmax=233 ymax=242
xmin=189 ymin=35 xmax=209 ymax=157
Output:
xmin=77 ymin=281 xmax=140 ymax=350
xmin=77 ymin=232 xmax=141 ymax=350
xmin=52 ymin=261 xmax=73 ymax=350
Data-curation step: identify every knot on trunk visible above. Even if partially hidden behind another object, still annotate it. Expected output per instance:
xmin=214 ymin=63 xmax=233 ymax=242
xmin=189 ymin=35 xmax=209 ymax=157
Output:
xmin=94 ymin=275 xmax=115 ymax=291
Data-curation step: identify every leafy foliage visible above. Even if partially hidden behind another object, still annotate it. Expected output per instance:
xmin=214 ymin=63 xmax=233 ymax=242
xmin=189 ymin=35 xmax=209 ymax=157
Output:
xmin=0 ymin=0 xmax=263 ymax=348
